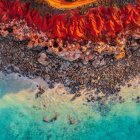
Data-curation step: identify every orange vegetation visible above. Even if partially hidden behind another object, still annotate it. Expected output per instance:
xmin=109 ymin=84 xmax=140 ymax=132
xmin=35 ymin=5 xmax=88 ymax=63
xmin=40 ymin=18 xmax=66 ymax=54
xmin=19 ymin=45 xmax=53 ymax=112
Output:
xmin=0 ymin=0 xmax=140 ymax=41
xmin=45 ymin=0 xmax=96 ymax=9
xmin=0 ymin=0 xmax=140 ymax=61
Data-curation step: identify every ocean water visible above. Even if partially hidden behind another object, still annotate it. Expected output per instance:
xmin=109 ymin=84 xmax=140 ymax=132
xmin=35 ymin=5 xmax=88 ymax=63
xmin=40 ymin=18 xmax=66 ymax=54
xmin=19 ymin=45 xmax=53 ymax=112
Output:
xmin=0 ymin=73 xmax=140 ymax=140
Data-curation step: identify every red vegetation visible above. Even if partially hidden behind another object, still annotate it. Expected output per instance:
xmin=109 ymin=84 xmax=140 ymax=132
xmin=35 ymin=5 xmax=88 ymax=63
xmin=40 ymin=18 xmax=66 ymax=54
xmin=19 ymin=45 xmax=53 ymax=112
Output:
xmin=0 ymin=0 xmax=140 ymax=41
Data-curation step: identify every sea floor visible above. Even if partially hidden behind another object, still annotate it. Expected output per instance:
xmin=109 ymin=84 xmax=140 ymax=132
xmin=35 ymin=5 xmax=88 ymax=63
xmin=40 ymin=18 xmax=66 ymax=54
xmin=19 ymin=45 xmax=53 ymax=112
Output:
xmin=0 ymin=72 xmax=140 ymax=140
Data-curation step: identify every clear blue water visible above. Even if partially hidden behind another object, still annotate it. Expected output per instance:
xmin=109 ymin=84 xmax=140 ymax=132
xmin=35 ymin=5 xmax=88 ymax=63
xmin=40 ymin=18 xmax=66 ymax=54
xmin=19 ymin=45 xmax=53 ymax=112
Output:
xmin=0 ymin=73 xmax=140 ymax=140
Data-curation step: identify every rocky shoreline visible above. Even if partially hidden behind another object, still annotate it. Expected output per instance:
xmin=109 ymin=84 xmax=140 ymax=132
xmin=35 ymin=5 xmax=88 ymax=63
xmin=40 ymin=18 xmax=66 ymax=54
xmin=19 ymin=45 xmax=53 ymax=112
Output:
xmin=0 ymin=35 xmax=140 ymax=101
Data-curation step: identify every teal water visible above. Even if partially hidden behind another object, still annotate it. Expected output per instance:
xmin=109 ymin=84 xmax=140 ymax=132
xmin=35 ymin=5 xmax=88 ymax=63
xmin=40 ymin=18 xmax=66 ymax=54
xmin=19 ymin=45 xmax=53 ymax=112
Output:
xmin=0 ymin=73 xmax=140 ymax=140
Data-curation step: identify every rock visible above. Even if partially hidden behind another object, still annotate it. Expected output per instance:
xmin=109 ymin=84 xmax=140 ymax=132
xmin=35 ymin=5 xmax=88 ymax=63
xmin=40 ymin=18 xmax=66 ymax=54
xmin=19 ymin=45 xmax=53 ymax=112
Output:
xmin=32 ymin=46 xmax=43 ymax=52
xmin=118 ymin=96 xmax=125 ymax=103
xmin=127 ymin=84 xmax=132 ymax=87
xmin=98 ymin=92 xmax=105 ymax=98
xmin=69 ymin=116 xmax=75 ymax=125
xmin=136 ymin=38 xmax=140 ymax=44
xmin=92 ymin=59 xmax=101 ymax=68
xmin=38 ymin=52 xmax=48 ymax=65
xmin=35 ymin=86 xmax=45 ymax=98
xmin=49 ymin=113 xmax=58 ymax=122
xmin=40 ymin=52 xmax=47 ymax=59
xmin=70 ymin=92 xmax=81 ymax=101
xmin=99 ymin=59 xmax=106 ymax=67
xmin=135 ymin=96 xmax=140 ymax=103
xmin=43 ymin=113 xmax=58 ymax=123
xmin=43 ymin=116 xmax=49 ymax=122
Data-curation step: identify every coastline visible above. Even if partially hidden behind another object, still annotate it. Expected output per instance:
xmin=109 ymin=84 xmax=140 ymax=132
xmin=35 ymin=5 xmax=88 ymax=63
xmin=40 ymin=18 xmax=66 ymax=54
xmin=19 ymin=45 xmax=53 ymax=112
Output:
xmin=0 ymin=67 xmax=140 ymax=140
xmin=0 ymin=71 xmax=140 ymax=117
xmin=0 ymin=1 xmax=140 ymax=139
xmin=0 ymin=35 xmax=140 ymax=101
xmin=0 ymin=71 xmax=140 ymax=138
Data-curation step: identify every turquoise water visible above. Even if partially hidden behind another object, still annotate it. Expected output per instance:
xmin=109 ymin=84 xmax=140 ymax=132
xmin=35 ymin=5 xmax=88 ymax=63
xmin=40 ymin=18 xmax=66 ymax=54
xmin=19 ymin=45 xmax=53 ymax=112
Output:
xmin=0 ymin=73 xmax=140 ymax=140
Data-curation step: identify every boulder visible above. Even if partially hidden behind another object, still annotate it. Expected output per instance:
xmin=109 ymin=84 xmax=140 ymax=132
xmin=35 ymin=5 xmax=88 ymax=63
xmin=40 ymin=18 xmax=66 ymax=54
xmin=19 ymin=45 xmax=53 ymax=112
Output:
xmin=43 ymin=116 xmax=49 ymax=122
xmin=69 ymin=116 xmax=75 ymax=125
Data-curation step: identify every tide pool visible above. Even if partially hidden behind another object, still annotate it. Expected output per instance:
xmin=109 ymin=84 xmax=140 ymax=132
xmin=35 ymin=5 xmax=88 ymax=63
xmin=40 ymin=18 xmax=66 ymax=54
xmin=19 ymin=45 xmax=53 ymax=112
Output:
xmin=0 ymin=73 xmax=140 ymax=140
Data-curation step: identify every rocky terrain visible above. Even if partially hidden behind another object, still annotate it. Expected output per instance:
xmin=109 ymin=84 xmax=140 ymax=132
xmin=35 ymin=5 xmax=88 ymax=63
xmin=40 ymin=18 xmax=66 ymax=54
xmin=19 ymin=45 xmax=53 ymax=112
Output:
xmin=0 ymin=35 xmax=140 ymax=101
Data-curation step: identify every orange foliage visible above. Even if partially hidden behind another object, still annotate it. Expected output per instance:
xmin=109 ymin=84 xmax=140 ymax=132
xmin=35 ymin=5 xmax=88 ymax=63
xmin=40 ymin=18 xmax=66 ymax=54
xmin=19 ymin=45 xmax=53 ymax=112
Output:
xmin=46 ymin=0 xmax=96 ymax=9
xmin=0 ymin=0 xmax=140 ymax=41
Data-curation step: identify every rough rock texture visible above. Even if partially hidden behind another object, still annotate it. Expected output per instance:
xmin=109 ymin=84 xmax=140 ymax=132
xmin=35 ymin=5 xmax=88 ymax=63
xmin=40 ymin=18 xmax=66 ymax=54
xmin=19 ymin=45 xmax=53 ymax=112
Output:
xmin=0 ymin=36 xmax=140 ymax=96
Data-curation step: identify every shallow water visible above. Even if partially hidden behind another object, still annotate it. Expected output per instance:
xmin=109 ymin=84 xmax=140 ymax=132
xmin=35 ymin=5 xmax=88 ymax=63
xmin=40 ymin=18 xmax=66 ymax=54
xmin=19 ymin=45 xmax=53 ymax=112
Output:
xmin=0 ymin=73 xmax=140 ymax=140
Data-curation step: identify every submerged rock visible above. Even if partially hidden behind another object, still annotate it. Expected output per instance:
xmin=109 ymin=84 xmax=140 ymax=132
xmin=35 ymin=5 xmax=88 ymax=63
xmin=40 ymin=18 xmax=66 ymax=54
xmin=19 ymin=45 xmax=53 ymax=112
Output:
xmin=35 ymin=86 xmax=45 ymax=98
xmin=70 ymin=92 xmax=81 ymax=101
xmin=68 ymin=116 xmax=75 ymax=125
xmin=43 ymin=116 xmax=49 ymax=122
xmin=43 ymin=113 xmax=58 ymax=123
